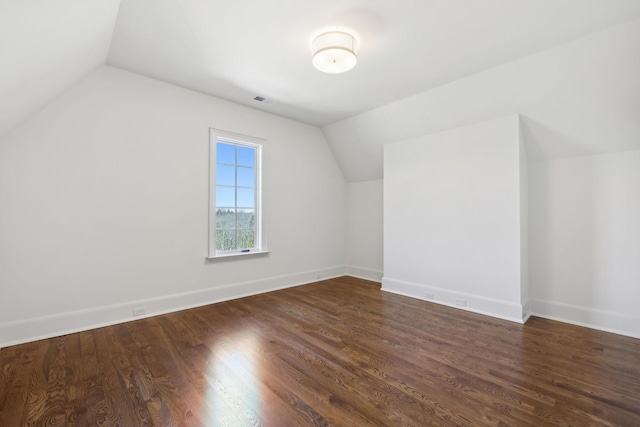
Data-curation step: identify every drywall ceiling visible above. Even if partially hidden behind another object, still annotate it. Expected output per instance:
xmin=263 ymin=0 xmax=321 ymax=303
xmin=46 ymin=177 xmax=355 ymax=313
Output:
xmin=325 ymin=19 xmax=640 ymax=181
xmin=0 ymin=0 xmax=121 ymax=139
xmin=2 ymin=1 xmax=640 ymax=181
xmin=106 ymin=0 xmax=640 ymax=128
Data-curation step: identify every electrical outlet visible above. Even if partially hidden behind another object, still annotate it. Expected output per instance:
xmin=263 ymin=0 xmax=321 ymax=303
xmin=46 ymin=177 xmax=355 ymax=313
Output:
xmin=455 ymin=299 xmax=467 ymax=307
xmin=133 ymin=307 xmax=146 ymax=317
xmin=425 ymin=292 xmax=434 ymax=300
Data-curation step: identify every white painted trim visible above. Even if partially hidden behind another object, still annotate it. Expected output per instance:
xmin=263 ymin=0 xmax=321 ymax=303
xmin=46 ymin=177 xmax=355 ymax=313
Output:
xmin=530 ymin=299 xmax=640 ymax=339
xmin=208 ymin=128 xmax=267 ymax=258
xmin=522 ymin=300 xmax=532 ymax=323
xmin=0 ymin=266 xmax=347 ymax=348
xmin=381 ymin=277 xmax=526 ymax=323
xmin=345 ymin=265 xmax=383 ymax=282
xmin=207 ymin=250 xmax=270 ymax=260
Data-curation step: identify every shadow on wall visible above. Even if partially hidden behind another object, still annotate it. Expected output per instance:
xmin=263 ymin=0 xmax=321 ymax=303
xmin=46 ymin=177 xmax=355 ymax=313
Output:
xmin=529 ymin=152 xmax=598 ymax=315
xmin=520 ymin=115 xmax=594 ymax=161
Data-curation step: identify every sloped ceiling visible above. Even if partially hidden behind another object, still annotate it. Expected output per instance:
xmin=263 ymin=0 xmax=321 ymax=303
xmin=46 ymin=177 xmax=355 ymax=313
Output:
xmin=2 ymin=1 xmax=640 ymax=181
xmin=324 ymin=19 xmax=640 ymax=181
xmin=0 ymin=0 xmax=121 ymax=139
xmin=106 ymin=0 xmax=640 ymax=127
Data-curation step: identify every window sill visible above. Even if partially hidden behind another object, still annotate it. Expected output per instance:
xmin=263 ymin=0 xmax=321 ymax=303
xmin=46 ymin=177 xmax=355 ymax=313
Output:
xmin=206 ymin=250 xmax=270 ymax=260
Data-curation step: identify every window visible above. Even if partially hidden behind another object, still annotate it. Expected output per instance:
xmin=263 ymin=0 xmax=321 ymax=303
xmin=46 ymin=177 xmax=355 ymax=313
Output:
xmin=209 ymin=129 xmax=266 ymax=258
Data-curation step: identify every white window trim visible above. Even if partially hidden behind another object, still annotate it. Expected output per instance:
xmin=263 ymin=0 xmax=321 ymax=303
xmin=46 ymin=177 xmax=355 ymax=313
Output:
xmin=207 ymin=128 xmax=268 ymax=259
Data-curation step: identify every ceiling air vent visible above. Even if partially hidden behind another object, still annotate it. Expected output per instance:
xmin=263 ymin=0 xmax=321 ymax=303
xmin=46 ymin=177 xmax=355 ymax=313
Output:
xmin=253 ymin=96 xmax=276 ymax=105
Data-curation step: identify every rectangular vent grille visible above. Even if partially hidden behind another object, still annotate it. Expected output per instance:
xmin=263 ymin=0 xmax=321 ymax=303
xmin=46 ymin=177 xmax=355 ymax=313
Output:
xmin=253 ymin=96 xmax=275 ymax=105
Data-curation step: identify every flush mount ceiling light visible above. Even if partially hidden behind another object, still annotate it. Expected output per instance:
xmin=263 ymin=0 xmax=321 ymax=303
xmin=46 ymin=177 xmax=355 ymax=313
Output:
xmin=311 ymin=30 xmax=358 ymax=74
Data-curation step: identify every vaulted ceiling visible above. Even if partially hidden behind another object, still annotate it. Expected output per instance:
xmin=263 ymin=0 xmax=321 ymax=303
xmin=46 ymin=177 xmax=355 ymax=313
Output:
xmin=2 ymin=0 xmax=640 ymax=181
xmin=0 ymin=0 xmax=120 ymax=139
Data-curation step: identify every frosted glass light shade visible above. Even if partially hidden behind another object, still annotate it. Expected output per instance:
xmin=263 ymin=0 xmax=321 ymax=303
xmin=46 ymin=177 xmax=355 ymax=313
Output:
xmin=312 ymin=31 xmax=358 ymax=74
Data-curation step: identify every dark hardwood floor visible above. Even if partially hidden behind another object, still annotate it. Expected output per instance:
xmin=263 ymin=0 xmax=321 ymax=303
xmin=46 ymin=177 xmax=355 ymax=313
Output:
xmin=1 ymin=276 xmax=639 ymax=426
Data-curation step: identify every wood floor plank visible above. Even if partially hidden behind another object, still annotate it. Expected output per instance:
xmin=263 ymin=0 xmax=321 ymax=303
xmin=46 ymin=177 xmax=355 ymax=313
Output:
xmin=1 ymin=341 xmax=49 ymax=426
xmin=64 ymin=332 xmax=87 ymax=426
xmin=1 ymin=276 xmax=639 ymax=426
xmin=242 ymin=294 xmax=483 ymax=426
xmin=40 ymin=337 xmax=69 ymax=426
xmin=20 ymin=341 xmax=50 ymax=426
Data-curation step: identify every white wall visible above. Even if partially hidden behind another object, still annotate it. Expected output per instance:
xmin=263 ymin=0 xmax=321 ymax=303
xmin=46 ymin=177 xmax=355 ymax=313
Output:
xmin=0 ymin=65 xmax=347 ymax=347
xmin=327 ymin=18 xmax=640 ymax=339
xmin=529 ymin=150 xmax=640 ymax=338
xmin=345 ymin=180 xmax=383 ymax=281
xmin=383 ymin=115 xmax=527 ymax=322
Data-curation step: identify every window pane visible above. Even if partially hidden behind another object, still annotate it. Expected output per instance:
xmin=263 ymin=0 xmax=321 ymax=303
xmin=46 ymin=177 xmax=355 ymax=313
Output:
xmin=216 ymin=186 xmax=235 ymax=207
xmin=217 ymin=142 xmax=235 ymax=165
xmin=237 ymin=166 xmax=254 ymax=188
xmin=237 ymin=146 xmax=255 ymax=167
xmin=237 ymin=188 xmax=254 ymax=208
xmin=237 ymin=209 xmax=255 ymax=229
xmin=216 ymin=229 xmax=236 ymax=251
xmin=215 ymin=208 xmax=235 ymax=229
xmin=237 ymin=229 xmax=255 ymax=249
xmin=216 ymin=164 xmax=235 ymax=186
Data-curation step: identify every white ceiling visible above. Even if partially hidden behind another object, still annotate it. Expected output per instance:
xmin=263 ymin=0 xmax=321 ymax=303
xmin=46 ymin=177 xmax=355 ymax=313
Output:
xmin=2 ymin=0 xmax=640 ymax=180
xmin=325 ymin=19 xmax=640 ymax=181
xmin=0 ymin=0 xmax=120 ymax=139
xmin=106 ymin=0 xmax=640 ymax=127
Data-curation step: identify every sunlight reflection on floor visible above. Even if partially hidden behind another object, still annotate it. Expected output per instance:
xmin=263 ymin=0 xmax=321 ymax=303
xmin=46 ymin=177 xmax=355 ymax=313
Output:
xmin=205 ymin=328 xmax=262 ymax=425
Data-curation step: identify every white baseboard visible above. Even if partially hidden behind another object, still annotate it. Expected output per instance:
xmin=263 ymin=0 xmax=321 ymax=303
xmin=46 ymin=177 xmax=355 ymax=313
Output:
xmin=5 ymin=271 xmax=636 ymax=349
xmin=0 ymin=266 xmax=347 ymax=349
xmin=530 ymin=299 xmax=640 ymax=339
xmin=522 ymin=300 xmax=532 ymax=323
xmin=381 ymin=277 xmax=526 ymax=323
xmin=345 ymin=265 xmax=383 ymax=282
